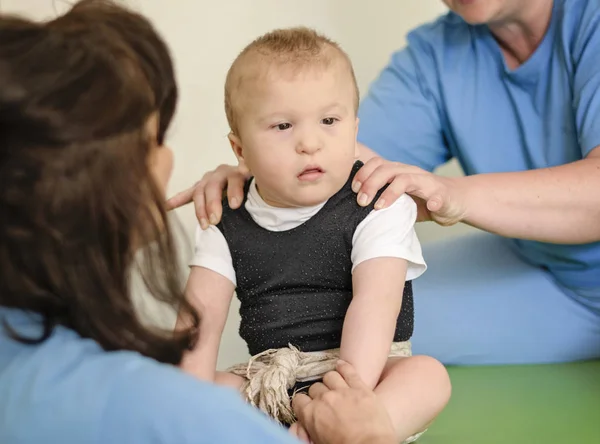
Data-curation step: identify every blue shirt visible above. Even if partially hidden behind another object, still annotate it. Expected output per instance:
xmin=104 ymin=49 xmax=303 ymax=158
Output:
xmin=357 ymin=0 xmax=600 ymax=289
xmin=0 ymin=309 xmax=298 ymax=444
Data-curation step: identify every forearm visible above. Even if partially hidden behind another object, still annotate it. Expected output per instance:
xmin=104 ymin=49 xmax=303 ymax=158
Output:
xmin=179 ymin=267 xmax=234 ymax=381
xmin=180 ymin=317 xmax=226 ymax=381
xmin=339 ymin=296 xmax=401 ymax=390
xmin=459 ymin=153 xmax=600 ymax=244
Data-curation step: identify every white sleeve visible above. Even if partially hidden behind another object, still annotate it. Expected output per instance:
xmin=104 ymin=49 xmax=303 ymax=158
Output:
xmin=189 ymin=225 xmax=237 ymax=286
xmin=351 ymin=194 xmax=426 ymax=281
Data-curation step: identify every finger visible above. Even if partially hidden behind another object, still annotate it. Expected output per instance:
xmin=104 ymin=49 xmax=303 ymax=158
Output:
xmin=335 ymin=360 xmax=370 ymax=390
xmin=165 ymin=186 xmax=194 ymax=211
xmin=204 ymin=179 xmax=226 ymax=226
xmin=289 ymin=423 xmax=300 ymax=438
xmin=351 ymin=157 xmax=384 ymax=193
xmin=426 ymin=195 xmax=444 ymax=212
xmin=376 ymin=172 xmax=440 ymax=211
xmin=307 ymin=382 xmax=329 ymax=400
xmin=291 ymin=393 xmax=312 ymax=422
xmin=357 ymin=164 xmax=415 ymax=207
xmin=373 ymin=175 xmax=413 ymax=210
xmin=321 ymin=369 xmax=349 ymax=391
xmin=191 ymin=182 xmax=209 ymax=230
xmin=226 ymin=172 xmax=246 ymax=209
xmin=297 ymin=424 xmax=311 ymax=443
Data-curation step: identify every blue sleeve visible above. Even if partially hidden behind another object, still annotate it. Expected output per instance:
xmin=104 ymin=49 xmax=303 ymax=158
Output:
xmin=573 ymin=0 xmax=600 ymax=156
xmin=357 ymin=29 xmax=450 ymax=172
xmin=100 ymin=359 xmax=299 ymax=444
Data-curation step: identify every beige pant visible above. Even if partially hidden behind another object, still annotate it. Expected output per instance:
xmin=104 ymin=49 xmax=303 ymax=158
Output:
xmin=227 ymin=341 xmax=425 ymax=443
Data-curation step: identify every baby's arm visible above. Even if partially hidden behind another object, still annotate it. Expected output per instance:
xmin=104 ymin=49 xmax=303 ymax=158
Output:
xmin=176 ymin=224 xmax=237 ymax=381
xmin=339 ymin=257 xmax=407 ymax=389
xmin=177 ymin=266 xmax=234 ymax=381
xmin=340 ymin=193 xmax=426 ymax=389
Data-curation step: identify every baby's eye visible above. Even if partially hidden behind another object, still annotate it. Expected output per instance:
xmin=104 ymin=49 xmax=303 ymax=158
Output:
xmin=275 ymin=123 xmax=292 ymax=131
xmin=321 ymin=117 xmax=338 ymax=126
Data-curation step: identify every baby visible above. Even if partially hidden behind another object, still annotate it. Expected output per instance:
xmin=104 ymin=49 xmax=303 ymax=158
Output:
xmin=178 ymin=27 xmax=451 ymax=443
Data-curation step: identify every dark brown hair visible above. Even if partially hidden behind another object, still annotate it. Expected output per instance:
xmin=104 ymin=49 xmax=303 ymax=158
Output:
xmin=0 ymin=0 xmax=198 ymax=365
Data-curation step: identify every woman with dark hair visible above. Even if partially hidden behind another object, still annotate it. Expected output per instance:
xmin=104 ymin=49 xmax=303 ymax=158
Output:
xmin=0 ymin=2 xmax=397 ymax=443
xmin=0 ymin=0 xmax=193 ymax=366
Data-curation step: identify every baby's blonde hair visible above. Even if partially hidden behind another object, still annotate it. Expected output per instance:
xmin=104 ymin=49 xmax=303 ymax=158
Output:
xmin=224 ymin=27 xmax=359 ymax=135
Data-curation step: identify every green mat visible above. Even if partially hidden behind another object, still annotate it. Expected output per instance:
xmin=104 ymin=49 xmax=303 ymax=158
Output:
xmin=420 ymin=360 xmax=600 ymax=443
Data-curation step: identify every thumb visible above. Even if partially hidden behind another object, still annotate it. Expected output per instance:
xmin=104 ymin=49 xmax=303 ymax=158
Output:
xmin=426 ymin=195 xmax=443 ymax=212
xmin=335 ymin=360 xmax=369 ymax=390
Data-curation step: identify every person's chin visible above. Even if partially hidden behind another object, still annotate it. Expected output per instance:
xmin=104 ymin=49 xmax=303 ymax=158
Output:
xmin=450 ymin=2 xmax=494 ymax=25
xmin=456 ymin=10 xmax=492 ymax=25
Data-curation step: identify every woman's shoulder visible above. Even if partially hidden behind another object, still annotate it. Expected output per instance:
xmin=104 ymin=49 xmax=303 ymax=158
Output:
xmin=0 ymin=317 xmax=294 ymax=444
xmin=96 ymin=347 xmax=297 ymax=444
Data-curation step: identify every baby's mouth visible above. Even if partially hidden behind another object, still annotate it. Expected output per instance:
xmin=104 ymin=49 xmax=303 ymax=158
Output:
xmin=298 ymin=166 xmax=325 ymax=181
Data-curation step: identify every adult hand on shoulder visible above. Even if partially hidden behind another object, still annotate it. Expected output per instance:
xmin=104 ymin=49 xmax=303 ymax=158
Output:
xmin=166 ymin=163 xmax=249 ymax=229
xmin=352 ymin=157 xmax=466 ymax=226
xmin=292 ymin=360 xmax=396 ymax=444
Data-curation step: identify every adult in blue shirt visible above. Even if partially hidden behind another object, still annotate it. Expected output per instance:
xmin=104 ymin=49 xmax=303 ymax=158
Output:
xmin=172 ymin=0 xmax=600 ymax=365
xmin=0 ymin=2 xmax=398 ymax=444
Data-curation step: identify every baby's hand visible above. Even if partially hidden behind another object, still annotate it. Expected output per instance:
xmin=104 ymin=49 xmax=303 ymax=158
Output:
xmin=289 ymin=421 xmax=312 ymax=444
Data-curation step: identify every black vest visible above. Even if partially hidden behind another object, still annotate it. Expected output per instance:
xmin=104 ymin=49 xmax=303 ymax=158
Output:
xmin=217 ymin=161 xmax=413 ymax=355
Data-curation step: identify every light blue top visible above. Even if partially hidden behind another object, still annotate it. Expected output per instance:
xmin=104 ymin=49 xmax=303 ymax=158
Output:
xmin=0 ymin=308 xmax=298 ymax=444
xmin=357 ymin=0 xmax=600 ymax=288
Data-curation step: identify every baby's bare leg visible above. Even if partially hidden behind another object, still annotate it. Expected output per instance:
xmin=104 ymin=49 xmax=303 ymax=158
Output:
xmin=375 ymin=355 xmax=451 ymax=441
xmin=214 ymin=371 xmax=246 ymax=391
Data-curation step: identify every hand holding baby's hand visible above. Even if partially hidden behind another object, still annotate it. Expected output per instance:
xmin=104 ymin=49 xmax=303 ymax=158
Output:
xmin=292 ymin=360 xmax=396 ymax=444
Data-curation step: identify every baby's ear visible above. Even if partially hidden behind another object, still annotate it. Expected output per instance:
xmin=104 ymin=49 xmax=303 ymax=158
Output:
xmin=228 ymin=132 xmax=244 ymax=163
xmin=228 ymin=132 xmax=250 ymax=173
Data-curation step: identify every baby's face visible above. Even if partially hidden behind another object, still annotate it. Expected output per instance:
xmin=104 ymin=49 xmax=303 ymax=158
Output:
xmin=231 ymin=63 xmax=359 ymax=208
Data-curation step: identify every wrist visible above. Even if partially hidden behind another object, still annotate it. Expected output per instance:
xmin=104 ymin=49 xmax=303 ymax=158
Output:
xmin=441 ymin=175 xmax=470 ymax=225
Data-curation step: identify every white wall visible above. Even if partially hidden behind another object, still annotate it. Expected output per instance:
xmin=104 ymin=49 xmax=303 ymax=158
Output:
xmin=2 ymin=0 xmax=474 ymax=368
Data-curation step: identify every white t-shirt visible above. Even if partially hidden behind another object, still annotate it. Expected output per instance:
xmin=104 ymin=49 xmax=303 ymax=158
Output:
xmin=191 ymin=179 xmax=426 ymax=286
